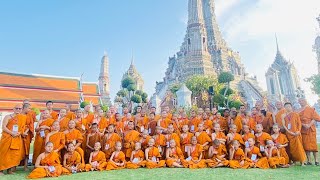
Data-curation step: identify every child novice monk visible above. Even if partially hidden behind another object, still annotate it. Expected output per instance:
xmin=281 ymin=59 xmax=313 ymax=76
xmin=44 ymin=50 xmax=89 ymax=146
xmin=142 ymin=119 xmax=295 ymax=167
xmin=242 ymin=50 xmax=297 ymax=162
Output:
xmin=211 ymin=123 xmax=227 ymax=146
xmin=265 ymin=140 xmax=289 ymax=168
xmin=102 ymin=124 xmax=122 ymax=160
xmin=206 ymin=139 xmax=229 ymax=168
xmin=271 ymin=124 xmax=289 ymax=164
xmin=242 ymin=125 xmax=255 ymax=143
xmin=255 ymin=124 xmax=272 ymax=152
xmin=195 ymin=123 xmax=212 ymax=158
xmin=139 ymin=129 xmax=151 ymax=151
xmin=62 ymin=143 xmax=85 ymax=174
xmin=126 ymin=142 xmax=146 ymax=169
xmin=153 ymin=126 xmax=166 ymax=158
xmin=227 ymin=124 xmax=244 ymax=149
xmin=123 ymin=121 xmax=140 ymax=160
xmin=166 ymin=139 xmax=187 ymax=168
xmin=166 ymin=124 xmax=181 ymax=148
xmin=85 ymin=123 xmax=102 ymax=162
xmin=45 ymin=121 xmax=65 ymax=154
xmin=28 ymin=142 xmax=63 ymax=179
xmin=106 ymin=141 xmax=126 ymax=170
xmin=229 ymin=140 xmax=252 ymax=169
xmin=85 ymin=142 xmax=107 ymax=171
xmin=245 ymin=138 xmax=269 ymax=169
xmin=145 ymin=138 xmax=166 ymax=169
xmin=186 ymin=136 xmax=207 ymax=169
xmin=180 ymin=125 xmax=193 ymax=157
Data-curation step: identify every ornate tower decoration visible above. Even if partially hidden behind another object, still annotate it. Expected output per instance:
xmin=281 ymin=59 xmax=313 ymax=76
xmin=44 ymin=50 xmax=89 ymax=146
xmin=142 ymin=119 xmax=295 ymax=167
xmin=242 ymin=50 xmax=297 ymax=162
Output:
xmin=99 ymin=51 xmax=111 ymax=106
xmin=313 ymin=14 xmax=320 ymax=74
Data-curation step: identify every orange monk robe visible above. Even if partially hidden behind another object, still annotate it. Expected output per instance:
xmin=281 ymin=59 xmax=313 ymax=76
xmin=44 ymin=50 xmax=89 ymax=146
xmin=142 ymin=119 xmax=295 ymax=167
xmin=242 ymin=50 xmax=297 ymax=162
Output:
xmin=124 ymin=130 xmax=140 ymax=158
xmin=140 ymin=135 xmax=151 ymax=151
xmin=166 ymin=133 xmax=181 ymax=148
xmin=23 ymin=111 xmax=35 ymax=157
xmin=275 ymin=108 xmax=286 ymax=128
xmin=171 ymin=120 xmax=182 ymax=135
xmin=267 ymin=148 xmax=286 ymax=168
xmin=206 ymin=144 xmax=229 ymax=167
xmin=283 ymin=112 xmax=307 ymax=162
xmin=187 ymin=144 xmax=207 ymax=169
xmin=101 ymin=133 xmax=122 ymax=159
xmin=85 ymin=133 xmax=102 ymax=162
xmin=233 ymin=115 xmax=243 ymax=133
xmin=91 ymin=117 xmax=108 ymax=133
xmin=84 ymin=113 xmax=94 ymax=125
xmin=62 ymin=151 xmax=85 ymax=174
xmin=241 ymin=117 xmax=256 ymax=132
xmin=203 ymin=120 xmax=213 ymax=133
xmin=66 ymin=111 xmax=76 ymax=120
xmin=28 ymin=152 xmax=63 ymax=179
xmin=115 ymin=121 xmax=125 ymax=135
xmin=154 ymin=134 xmax=166 ymax=157
xmin=74 ymin=118 xmax=89 ymax=151
xmin=255 ymin=132 xmax=272 ymax=147
xmin=167 ymin=113 xmax=173 ymax=120
xmin=147 ymin=120 xmax=157 ymax=136
xmin=145 ymin=147 xmax=166 ymax=169
xmin=106 ymin=151 xmax=126 ymax=170
xmin=126 ymin=150 xmax=146 ymax=169
xmin=178 ymin=118 xmax=189 ymax=128
xmin=154 ymin=114 xmax=161 ymax=121
xmin=48 ymin=132 xmax=66 ymax=153
xmin=32 ymin=118 xmax=55 ymax=164
xmin=136 ymin=116 xmax=149 ymax=132
xmin=122 ymin=116 xmax=133 ymax=132
xmin=85 ymin=151 xmax=107 ymax=171
xmin=196 ymin=131 xmax=212 ymax=158
xmin=229 ymin=148 xmax=252 ymax=169
xmin=65 ymin=129 xmax=85 ymax=164
xmin=188 ymin=117 xmax=201 ymax=132
xmin=166 ymin=147 xmax=187 ymax=168
xmin=228 ymin=133 xmax=244 ymax=149
xmin=262 ymin=111 xmax=274 ymax=133
xmin=299 ymin=106 xmax=320 ymax=152
xmin=212 ymin=132 xmax=227 ymax=145
xmin=0 ymin=114 xmax=26 ymax=171
xmin=242 ymin=133 xmax=255 ymax=143
xmin=273 ymin=133 xmax=290 ymax=164
xmin=50 ymin=111 xmax=59 ymax=120
xmin=180 ymin=132 xmax=193 ymax=156
xmin=214 ymin=117 xmax=228 ymax=133
xmin=58 ymin=117 xmax=70 ymax=132
xmin=246 ymin=146 xmax=269 ymax=169
xmin=158 ymin=118 xmax=171 ymax=129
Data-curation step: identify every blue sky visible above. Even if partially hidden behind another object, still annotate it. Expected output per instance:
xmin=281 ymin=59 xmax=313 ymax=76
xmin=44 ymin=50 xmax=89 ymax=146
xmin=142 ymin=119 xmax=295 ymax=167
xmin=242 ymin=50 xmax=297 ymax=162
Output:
xmin=1 ymin=0 xmax=320 ymax=103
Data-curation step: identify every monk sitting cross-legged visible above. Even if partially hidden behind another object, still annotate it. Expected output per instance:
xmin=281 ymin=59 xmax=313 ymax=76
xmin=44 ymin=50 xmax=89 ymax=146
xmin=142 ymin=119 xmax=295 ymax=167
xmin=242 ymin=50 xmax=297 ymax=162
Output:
xmin=85 ymin=123 xmax=102 ymax=163
xmin=126 ymin=142 xmax=146 ymax=169
xmin=102 ymin=124 xmax=122 ymax=160
xmin=165 ymin=139 xmax=187 ymax=168
xmin=229 ymin=140 xmax=252 ymax=169
xmin=28 ymin=142 xmax=63 ymax=179
xmin=180 ymin=125 xmax=193 ymax=157
xmin=62 ymin=143 xmax=85 ymax=175
xmin=145 ymin=138 xmax=166 ymax=169
xmin=211 ymin=123 xmax=227 ymax=146
xmin=271 ymin=124 xmax=290 ymax=164
xmin=244 ymin=138 xmax=269 ymax=169
xmin=265 ymin=140 xmax=289 ymax=168
xmin=195 ymin=123 xmax=212 ymax=159
xmin=227 ymin=124 xmax=244 ymax=149
xmin=123 ymin=121 xmax=140 ymax=160
xmin=185 ymin=136 xmax=207 ymax=169
xmin=106 ymin=141 xmax=126 ymax=170
xmin=85 ymin=142 xmax=107 ymax=171
xmin=206 ymin=139 xmax=229 ymax=168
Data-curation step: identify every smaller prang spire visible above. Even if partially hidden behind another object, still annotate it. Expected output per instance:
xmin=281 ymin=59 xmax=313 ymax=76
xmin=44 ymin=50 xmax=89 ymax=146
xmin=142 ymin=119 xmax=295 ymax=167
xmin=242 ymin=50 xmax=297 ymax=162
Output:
xmin=99 ymin=51 xmax=111 ymax=105
xmin=275 ymin=33 xmax=279 ymax=53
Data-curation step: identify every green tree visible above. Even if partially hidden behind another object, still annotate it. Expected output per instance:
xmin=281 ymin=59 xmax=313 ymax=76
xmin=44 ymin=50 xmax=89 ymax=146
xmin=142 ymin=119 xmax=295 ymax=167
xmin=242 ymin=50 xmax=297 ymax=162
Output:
xmin=306 ymin=74 xmax=320 ymax=96
xmin=121 ymin=76 xmax=135 ymax=89
xmin=229 ymin=100 xmax=242 ymax=109
xmin=169 ymin=83 xmax=183 ymax=96
xmin=131 ymin=94 xmax=142 ymax=103
xmin=218 ymin=72 xmax=235 ymax=108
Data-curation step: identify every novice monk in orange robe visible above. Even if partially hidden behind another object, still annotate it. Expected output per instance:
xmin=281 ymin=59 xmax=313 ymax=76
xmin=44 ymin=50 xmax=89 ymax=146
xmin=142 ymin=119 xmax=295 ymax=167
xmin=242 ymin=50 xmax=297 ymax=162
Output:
xmin=33 ymin=110 xmax=55 ymax=164
xmin=0 ymin=105 xmax=26 ymax=175
xmin=126 ymin=142 xmax=146 ymax=169
xmin=28 ymin=142 xmax=63 ymax=179
xmin=195 ymin=123 xmax=212 ymax=158
xmin=255 ymin=124 xmax=272 ymax=152
xmin=211 ymin=123 xmax=227 ymax=146
xmin=139 ymin=129 xmax=151 ymax=151
xmin=157 ymin=111 xmax=171 ymax=133
xmin=166 ymin=124 xmax=181 ymax=148
xmin=171 ymin=113 xmax=182 ymax=134
xmin=106 ymin=141 xmax=126 ymax=170
xmin=21 ymin=103 xmax=35 ymax=171
xmin=282 ymin=102 xmax=306 ymax=166
xmin=166 ymin=139 xmax=187 ymax=168
xmin=102 ymin=124 xmax=122 ymax=160
xmin=265 ymin=140 xmax=289 ymax=168
xmin=272 ymin=124 xmax=289 ymax=164
xmin=227 ymin=124 xmax=244 ymax=149
xmin=91 ymin=110 xmax=108 ymax=134
xmin=153 ymin=126 xmax=166 ymax=158
xmin=62 ymin=143 xmax=85 ymax=174
xmin=298 ymin=98 xmax=320 ymax=165
xmin=46 ymin=101 xmax=58 ymax=120
xmin=57 ymin=109 xmax=70 ymax=132
xmin=202 ymin=113 xmax=213 ymax=134
xmin=242 ymin=125 xmax=255 ymax=143
xmin=86 ymin=123 xmax=102 ymax=163
xmin=180 ymin=125 xmax=193 ymax=157
xmin=245 ymin=138 xmax=269 ymax=169
xmin=189 ymin=110 xmax=201 ymax=133
xmin=124 ymin=121 xmax=140 ymax=160
xmin=206 ymin=139 xmax=229 ymax=168
xmin=83 ymin=103 xmax=94 ymax=124
xmin=73 ymin=109 xmax=88 ymax=151
xmin=213 ymin=113 xmax=228 ymax=134
xmin=229 ymin=140 xmax=251 ymax=169
xmin=145 ymin=138 xmax=166 ymax=169
xmin=45 ymin=121 xmax=65 ymax=154
xmin=185 ymin=136 xmax=206 ymax=169
xmin=85 ymin=142 xmax=107 ymax=171
xmin=65 ymin=104 xmax=76 ymax=120
xmin=135 ymin=109 xmax=149 ymax=133
xmin=64 ymin=120 xmax=85 ymax=165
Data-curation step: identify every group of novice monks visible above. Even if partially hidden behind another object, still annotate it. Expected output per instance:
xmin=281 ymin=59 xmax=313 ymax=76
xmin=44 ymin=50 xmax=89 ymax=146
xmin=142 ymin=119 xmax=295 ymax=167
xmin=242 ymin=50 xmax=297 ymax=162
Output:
xmin=0 ymin=98 xmax=319 ymax=179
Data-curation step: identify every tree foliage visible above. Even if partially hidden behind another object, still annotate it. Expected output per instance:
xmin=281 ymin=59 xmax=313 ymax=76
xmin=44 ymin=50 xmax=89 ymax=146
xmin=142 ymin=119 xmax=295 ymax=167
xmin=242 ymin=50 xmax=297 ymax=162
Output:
xmin=218 ymin=72 xmax=235 ymax=84
xmin=131 ymin=94 xmax=142 ymax=103
xmin=306 ymin=74 xmax=320 ymax=97
xmin=121 ymin=76 xmax=135 ymax=89
xmin=169 ymin=83 xmax=183 ymax=96
xmin=186 ymin=75 xmax=222 ymax=96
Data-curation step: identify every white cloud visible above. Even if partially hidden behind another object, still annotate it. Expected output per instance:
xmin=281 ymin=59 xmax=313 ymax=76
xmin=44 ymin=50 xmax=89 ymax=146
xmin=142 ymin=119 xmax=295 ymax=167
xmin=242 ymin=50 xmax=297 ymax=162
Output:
xmin=216 ymin=0 xmax=320 ymax=104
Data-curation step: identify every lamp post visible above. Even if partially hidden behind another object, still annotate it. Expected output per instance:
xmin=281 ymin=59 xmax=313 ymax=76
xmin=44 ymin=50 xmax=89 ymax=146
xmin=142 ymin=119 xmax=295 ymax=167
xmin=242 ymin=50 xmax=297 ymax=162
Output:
xmin=208 ymin=86 xmax=215 ymax=111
